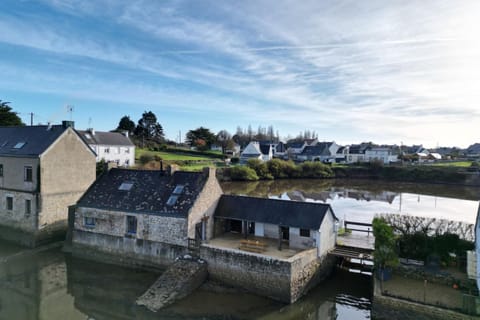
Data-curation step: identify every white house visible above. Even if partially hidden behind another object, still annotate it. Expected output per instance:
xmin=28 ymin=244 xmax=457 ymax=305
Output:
xmin=79 ymin=129 xmax=135 ymax=167
xmin=240 ymin=141 xmax=273 ymax=163
xmin=365 ymin=147 xmax=398 ymax=164
xmin=214 ymin=195 xmax=338 ymax=257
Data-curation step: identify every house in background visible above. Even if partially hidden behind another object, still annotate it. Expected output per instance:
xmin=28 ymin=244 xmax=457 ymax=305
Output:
xmin=213 ymin=195 xmax=338 ymax=257
xmin=0 ymin=121 xmax=96 ymax=246
xmin=297 ymin=142 xmax=340 ymax=163
xmin=71 ymin=166 xmax=222 ymax=267
xmin=78 ymin=129 xmax=135 ymax=167
xmin=365 ymin=147 xmax=399 ymax=164
xmin=240 ymin=141 xmax=273 ymax=163
xmin=466 ymin=143 xmax=480 ymax=159
xmin=346 ymin=143 xmax=372 ymax=163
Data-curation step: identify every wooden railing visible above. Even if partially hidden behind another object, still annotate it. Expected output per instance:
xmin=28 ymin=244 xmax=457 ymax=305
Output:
xmin=344 ymin=220 xmax=373 ymax=236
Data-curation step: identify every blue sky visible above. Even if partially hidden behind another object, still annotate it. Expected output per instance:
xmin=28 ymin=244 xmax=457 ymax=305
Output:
xmin=1 ymin=0 xmax=479 ymax=147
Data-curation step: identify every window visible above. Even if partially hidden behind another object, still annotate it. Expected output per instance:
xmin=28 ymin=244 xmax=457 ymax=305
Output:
xmin=84 ymin=216 xmax=95 ymax=227
xmin=166 ymin=195 xmax=179 ymax=206
xmin=118 ymin=182 xmax=134 ymax=191
xmin=13 ymin=142 xmax=26 ymax=149
xmin=25 ymin=199 xmax=31 ymax=216
xmin=173 ymin=185 xmax=184 ymax=194
xmin=300 ymin=229 xmax=311 ymax=237
xmin=6 ymin=196 xmax=13 ymax=211
xmin=125 ymin=148 xmax=130 ymax=154
xmin=104 ymin=147 xmax=110 ymax=153
xmin=0 ymin=164 xmax=3 ymax=177
xmin=24 ymin=166 xmax=33 ymax=182
xmin=126 ymin=216 xmax=137 ymax=234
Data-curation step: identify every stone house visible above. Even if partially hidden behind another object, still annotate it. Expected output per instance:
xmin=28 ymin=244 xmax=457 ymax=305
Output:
xmin=0 ymin=122 xmax=96 ymax=246
xmin=78 ymin=129 xmax=135 ymax=167
xmin=213 ymin=195 xmax=338 ymax=258
xmin=71 ymin=166 xmax=223 ymax=267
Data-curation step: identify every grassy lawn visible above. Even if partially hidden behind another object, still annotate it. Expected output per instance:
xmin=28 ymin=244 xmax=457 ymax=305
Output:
xmin=427 ymin=161 xmax=472 ymax=167
xmin=136 ymin=148 xmax=218 ymax=161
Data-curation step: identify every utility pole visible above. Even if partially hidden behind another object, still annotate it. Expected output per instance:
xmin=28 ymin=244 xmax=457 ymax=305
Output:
xmin=29 ymin=112 xmax=34 ymax=126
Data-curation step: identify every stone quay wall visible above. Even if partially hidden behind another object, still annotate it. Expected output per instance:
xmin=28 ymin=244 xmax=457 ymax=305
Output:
xmin=200 ymin=245 xmax=335 ymax=303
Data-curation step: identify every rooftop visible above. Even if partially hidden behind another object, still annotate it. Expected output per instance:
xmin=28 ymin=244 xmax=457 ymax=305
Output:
xmin=78 ymin=130 xmax=134 ymax=147
xmin=0 ymin=124 xmax=71 ymax=157
xmin=77 ymin=168 xmax=209 ymax=216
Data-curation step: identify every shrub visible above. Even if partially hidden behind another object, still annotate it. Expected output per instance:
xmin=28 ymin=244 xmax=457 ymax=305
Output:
xmin=373 ymin=217 xmax=399 ymax=269
xmin=247 ymin=159 xmax=273 ymax=180
xmin=230 ymin=157 xmax=239 ymax=164
xmin=228 ymin=166 xmax=259 ymax=181
xmin=139 ymin=153 xmax=154 ymax=165
xmin=299 ymin=162 xmax=334 ymax=178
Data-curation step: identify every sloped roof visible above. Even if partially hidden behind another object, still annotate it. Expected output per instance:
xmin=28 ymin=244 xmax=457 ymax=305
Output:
xmin=0 ymin=125 xmax=70 ymax=157
xmin=259 ymin=144 xmax=271 ymax=155
xmin=77 ymin=168 xmax=208 ymax=216
xmin=215 ymin=195 xmax=337 ymax=230
xmin=467 ymin=143 xmax=480 ymax=154
xmin=78 ymin=130 xmax=134 ymax=147
xmin=241 ymin=142 xmax=261 ymax=156
xmin=300 ymin=143 xmax=331 ymax=156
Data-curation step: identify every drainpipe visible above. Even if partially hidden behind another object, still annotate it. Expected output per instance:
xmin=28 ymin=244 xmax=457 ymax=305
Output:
xmin=278 ymin=226 xmax=282 ymax=251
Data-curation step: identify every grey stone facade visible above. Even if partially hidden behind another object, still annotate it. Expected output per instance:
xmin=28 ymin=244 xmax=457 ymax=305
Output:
xmin=71 ymin=166 xmax=223 ymax=266
xmin=0 ymin=125 xmax=96 ymax=246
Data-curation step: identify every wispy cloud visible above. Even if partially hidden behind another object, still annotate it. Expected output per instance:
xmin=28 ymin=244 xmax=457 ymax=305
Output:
xmin=1 ymin=0 xmax=479 ymax=147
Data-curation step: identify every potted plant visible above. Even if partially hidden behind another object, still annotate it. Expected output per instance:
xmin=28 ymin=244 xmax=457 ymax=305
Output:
xmin=373 ymin=217 xmax=399 ymax=281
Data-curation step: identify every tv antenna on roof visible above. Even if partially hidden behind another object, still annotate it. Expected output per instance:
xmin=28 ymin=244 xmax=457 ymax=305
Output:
xmin=66 ymin=105 xmax=74 ymax=121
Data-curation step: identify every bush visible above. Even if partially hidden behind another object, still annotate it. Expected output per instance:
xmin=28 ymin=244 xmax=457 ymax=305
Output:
xmin=228 ymin=166 xmax=259 ymax=181
xmin=299 ymin=162 xmax=334 ymax=178
xmin=373 ymin=217 xmax=399 ymax=269
xmin=230 ymin=157 xmax=239 ymax=164
xmin=139 ymin=153 xmax=154 ymax=165
xmin=247 ymin=159 xmax=273 ymax=180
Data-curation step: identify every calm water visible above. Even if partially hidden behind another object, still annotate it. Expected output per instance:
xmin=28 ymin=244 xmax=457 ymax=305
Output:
xmin=0 ymin=180 xmax=478 ymax=319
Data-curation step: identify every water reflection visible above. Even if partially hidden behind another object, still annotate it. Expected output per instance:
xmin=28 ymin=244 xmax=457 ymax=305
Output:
xmin=0 ymin=244 xmax=372 ymax=320
xmin=221 ymin=179 xmax=480 ymax=224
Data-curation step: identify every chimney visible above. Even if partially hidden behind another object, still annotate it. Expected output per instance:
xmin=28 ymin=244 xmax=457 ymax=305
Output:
xmin=121 ymin=130 xmax=129 ymax=138
xmin=88 ymin=128 xmax=95 ymax=135
xmin=167 ymin=164 xmax=180 ymax=176
xmin=62 ymin=120 xmax=75 ymax=129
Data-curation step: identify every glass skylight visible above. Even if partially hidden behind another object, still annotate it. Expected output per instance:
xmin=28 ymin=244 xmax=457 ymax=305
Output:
xmin=173 ymin=185 xmax=184 ymax=194
xmin=13 ymin=142 xmax=26 ymax=149
xmin=118 ymin=182 xmax=134 ymax=191
xmin=166 ymin=195 xmax=179 ymax=206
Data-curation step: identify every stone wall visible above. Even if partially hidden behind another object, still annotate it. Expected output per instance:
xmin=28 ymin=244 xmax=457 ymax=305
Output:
xmin=72 ymin=230 xmax=187 ymax=268
xmin=75 ymin=208 xmax=188 ymax=247
xmin=372 ymin=278 xmax=478 ymax=320
xmin=200 ymin=245 xmax=292 ymax=302
xmin=186 ymin=167 xmax=223 ymax=240
xmin=39 ymin=128 xmax=96 ymax=228
xmin=200 ymin=245 xmax=335 ymax=303
xmin=0 ymin=189 xmax=37 ymax=232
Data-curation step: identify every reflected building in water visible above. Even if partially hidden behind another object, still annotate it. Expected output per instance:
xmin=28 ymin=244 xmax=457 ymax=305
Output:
xmin=284 ymin=187 xmax=398 ymax=205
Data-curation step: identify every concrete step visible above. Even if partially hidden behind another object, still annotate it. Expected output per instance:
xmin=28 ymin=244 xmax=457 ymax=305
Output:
xmin=136 ymin=256 xmax=208 ymax=312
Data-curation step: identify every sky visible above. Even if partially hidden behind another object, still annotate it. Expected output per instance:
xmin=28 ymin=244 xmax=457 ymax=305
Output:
xmin=0 ymin=0 xmax=479 ymax=148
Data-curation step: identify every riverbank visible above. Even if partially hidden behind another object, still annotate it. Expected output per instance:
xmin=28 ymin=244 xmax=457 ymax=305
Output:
xmin=218 ymin=162 xmax=480 ymax=187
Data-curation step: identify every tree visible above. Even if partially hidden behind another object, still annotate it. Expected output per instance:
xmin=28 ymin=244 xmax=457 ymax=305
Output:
xmin=0 ymin=100 xmax=24 ymax=126
xmin=186 ymin=127 xmax=216 ymax=150
xmin=117 ymin=115 xmax=135 ymax=134
xmin=134 ymin=111 xmax=164 ymax=142
xmin=216 ymin=130 xmax=233 ymax=154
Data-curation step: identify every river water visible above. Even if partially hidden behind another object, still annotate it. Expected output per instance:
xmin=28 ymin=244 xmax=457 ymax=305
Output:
xmin=0 ymin=179 xmax=478 ymax=319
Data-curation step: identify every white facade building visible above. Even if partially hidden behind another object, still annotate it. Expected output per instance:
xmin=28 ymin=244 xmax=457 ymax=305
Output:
xmin=79 ymin=129 xmax=135 ymax=167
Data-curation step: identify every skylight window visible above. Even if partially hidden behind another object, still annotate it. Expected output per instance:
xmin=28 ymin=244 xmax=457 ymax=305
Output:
xmin=166 ymin=195 xmax=179 ymax=206
xmin=118 ymin=182 xmax=134 ymax=191
xmin=173 ymin=185 xmax=184 ymax=194
xmin=85 ymin=134 xmax=91 ymax=139
xmin=13 ymin=142 xmax=26 ymax=149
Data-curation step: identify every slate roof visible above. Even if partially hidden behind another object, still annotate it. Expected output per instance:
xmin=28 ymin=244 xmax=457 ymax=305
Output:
xmin=78 ymin=130 xmax=134 ymax=146
xmin=467 ymin=143 xmax=480 ymax=154
xmin=348 ymin=143 xmax=371 ymax=154
xmin=300 ymin=143 xmax=331 ymax=156
xmin=77 ymin=168 xmax=208 ymax=216
xmin=214 ymin=195 xmax=337 ymax=230
xmin=287 ymin=141 xmax=304 ymax=149
xmin=0 ymin=125 xmax=70 ymax=157
xmin=259 ymin=144 xmax=271 ymax=155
